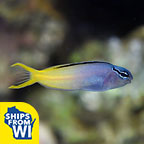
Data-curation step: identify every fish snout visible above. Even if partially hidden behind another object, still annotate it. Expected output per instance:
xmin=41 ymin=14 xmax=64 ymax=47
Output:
xmin=127 ymin=73 xmax=133 ymax=84
xmin=129 ymin=73 xmax=133 ymax=81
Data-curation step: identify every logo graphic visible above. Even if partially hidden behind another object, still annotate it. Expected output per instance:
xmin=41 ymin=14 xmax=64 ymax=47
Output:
xmin=0 ymin=102 xmax=39 ymax=144
xmin=4 ymin=106 xmax=36 ymax=139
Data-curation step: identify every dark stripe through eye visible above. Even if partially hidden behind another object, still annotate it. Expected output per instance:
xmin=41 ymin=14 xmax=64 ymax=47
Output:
xmin=112 ymin=67 xmax=129 ymax=78
xmin=120 ymin=72 xmax=129 ymax=77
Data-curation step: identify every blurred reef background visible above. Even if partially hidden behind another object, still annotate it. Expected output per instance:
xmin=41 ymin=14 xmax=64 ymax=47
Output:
xmin=0 ymin=0 xmax=144 ymax=144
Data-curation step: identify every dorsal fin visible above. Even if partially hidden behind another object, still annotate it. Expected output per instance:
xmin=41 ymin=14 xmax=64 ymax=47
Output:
xmin=54 ymin=61 xmax=111 ymax=69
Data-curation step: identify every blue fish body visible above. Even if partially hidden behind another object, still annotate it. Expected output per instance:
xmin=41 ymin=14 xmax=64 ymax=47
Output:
xmin=67 ymin=62 xmax=133 ymax=91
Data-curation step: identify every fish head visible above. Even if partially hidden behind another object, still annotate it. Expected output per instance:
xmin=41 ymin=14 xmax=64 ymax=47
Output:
xmin=103 ymin=65 xmax=133 ymax=90
xmin=113 ymin=65 xmax=133 ymax=80
xmin=110 ymin=65 xmax=133 ymax=88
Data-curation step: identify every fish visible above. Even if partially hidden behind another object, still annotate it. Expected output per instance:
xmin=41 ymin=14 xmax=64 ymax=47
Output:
xmin=9 ymin=61 xmax=133 ymax=91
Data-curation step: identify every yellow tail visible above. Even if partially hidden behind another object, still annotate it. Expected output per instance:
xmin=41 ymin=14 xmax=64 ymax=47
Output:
xmin=9 ymin=63 xmax=38 ymax=89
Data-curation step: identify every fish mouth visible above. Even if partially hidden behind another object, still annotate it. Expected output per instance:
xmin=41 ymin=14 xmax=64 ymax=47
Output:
xmin=129 ymin=73 xmax=133 ymax=80
xmin=126 ymin=77 xmax=132 ymax=84
xmin=130 ymin=75 xmax=133 ymax=80
xmin=127 ymin=78 xmax=132 ymax=84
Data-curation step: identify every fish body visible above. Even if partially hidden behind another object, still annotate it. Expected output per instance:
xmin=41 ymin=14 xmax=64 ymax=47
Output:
xmin=9 ymin=61 xmax=133 ymax=91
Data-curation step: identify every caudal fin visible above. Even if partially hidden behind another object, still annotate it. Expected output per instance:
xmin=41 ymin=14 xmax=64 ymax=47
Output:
xmin=9 ymin=63 xmax=38 ymax=89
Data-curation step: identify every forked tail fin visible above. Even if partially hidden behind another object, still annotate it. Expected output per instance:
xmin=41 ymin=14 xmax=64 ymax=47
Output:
xmin=9 ymin=63 xmax=38 ymax=89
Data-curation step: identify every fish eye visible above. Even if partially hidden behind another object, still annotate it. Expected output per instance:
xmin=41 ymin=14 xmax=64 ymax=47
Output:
xmin=112 ymin=67 xmax=129 ymax=79
xmin=120 ymin=72 xmax=129 ymax=78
